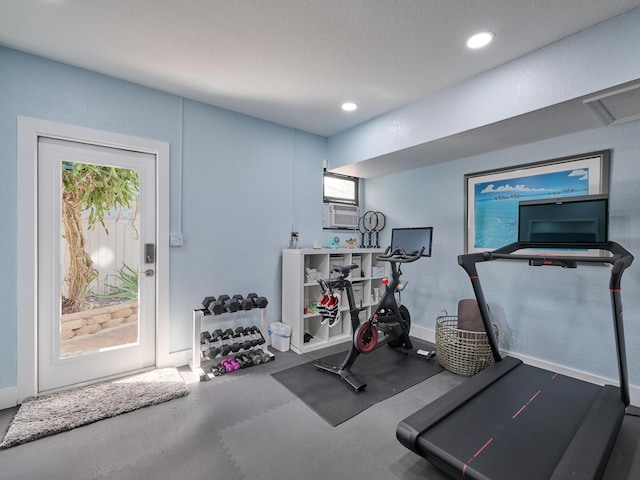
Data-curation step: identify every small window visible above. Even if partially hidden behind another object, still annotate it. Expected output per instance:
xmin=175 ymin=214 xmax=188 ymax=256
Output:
xmin=323 ymin=172 xmax=359 ymax=205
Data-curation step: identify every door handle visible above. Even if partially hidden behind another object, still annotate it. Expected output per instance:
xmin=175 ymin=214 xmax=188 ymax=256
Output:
xmin=144 ymin=269 xmax=155 ymax=277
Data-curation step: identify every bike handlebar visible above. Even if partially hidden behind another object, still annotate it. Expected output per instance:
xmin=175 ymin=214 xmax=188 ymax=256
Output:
xmin=376 ymin=246 xmax=424 ymax=263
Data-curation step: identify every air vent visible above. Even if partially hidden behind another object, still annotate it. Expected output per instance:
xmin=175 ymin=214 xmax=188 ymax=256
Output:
xmin=584 ymin=82 xmax=640 ymax=126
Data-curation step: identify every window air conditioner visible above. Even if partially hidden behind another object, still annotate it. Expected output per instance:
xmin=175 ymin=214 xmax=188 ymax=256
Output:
xmin=323 ymin=203 xmax=359 ymax=229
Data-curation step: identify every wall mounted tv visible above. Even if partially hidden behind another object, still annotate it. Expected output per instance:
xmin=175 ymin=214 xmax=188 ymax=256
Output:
xmin=518 ymin=194 xmax=608 ymax=245
xmin=391 ymin=227 xmax=433 ymax=256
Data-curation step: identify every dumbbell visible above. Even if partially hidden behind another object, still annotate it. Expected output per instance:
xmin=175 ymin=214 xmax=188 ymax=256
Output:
xmin=215 ymin=328 xmax=247 ymax=355
xmin=220 ymin=359 xmax=233 ymax=373
xmin=218 ymin=294 xmax=240 ymax=313
xmin=247 ymin=349 xmax=263 ymax=365
xmin=214 ymin=329 xmax=232 ymax=355
xmin=253 ymin=348 xmax=274 ymax=364
xmin=231 ymin=294 xmax=254 ymax=311
xmin=211 ymin=363 xmax=226 ymax=376
xmin=247 ymin=293 xmax=269 ymax=308
xmin=205 ymin=345 xmax=221 ymax=359
xmin=202 ymin=296 xmax=224 ymax=315
xmin=204 ymin=331 xmax=224 ymax=356
xmin=241 ymin=326 xmax=265 ymax=347
xmin=254 ymin=348 xmax=273 ymax=363
xmin=211 ymin=329 xmax=224 ymax=341
xmin=234 ymin=327 xmax=255 ymax=350
xmin=222 ymin=359 xmax=236 ymax=373
xmin=220 ymin=342 xmax=232 ymax=356
xmin=222 ymin=358 xmax=240 ymax=372
xmin=237 ymin=327 xmax=255 ymax=347
xmin=199 ymin=331 xmax=212 ymax=356
xmin=201 ymin=331 xmax=224 ymax=358
xmin=202 ymin=296 xmax=215 ymax=310
xmin=234 ymin=353 xmax=251 ymax=369
xmin=223 ymin=328 xmax=242 ymax=353
xmin=241 ymin=353 xmax=255 ymax=367
xmin=248 ymin=326 xmax=266 ymax=346
xmin=232 ymin=354 xmax=245 ymax=368
xmin=223 ymin=328 xmax=237 ymax=344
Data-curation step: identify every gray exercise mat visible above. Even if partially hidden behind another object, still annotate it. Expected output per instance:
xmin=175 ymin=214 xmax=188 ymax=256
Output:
xmin=271 ymin=340 xmax=443 ymax=426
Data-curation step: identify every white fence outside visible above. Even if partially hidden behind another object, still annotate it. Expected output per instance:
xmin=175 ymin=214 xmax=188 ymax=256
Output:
xmin=60 ymin=207 xmax=140 ymax=297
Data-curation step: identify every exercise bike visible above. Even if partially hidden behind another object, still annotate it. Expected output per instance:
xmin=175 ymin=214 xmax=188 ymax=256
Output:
xmin=314 ymin=246 xmax=425 ymax=391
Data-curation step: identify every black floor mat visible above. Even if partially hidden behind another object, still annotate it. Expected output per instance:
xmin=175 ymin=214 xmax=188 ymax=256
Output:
xmin=271 ymin=340 xmax=443 ymax=426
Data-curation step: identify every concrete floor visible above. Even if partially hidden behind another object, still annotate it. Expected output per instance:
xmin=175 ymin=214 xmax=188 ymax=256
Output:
xmin=0 ymin=345 xmax=639 ymax=480
xmin=61 ymin=322 xmax=138 ymax=357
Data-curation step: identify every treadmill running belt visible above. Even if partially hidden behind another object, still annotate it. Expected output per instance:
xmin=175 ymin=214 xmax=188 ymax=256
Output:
xmin=418 ymin=363 xmax=601 ymax=480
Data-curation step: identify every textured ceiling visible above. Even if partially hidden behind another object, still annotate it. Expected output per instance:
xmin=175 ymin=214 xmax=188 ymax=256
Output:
xmin=1 ymin=1 xmax=640 ymax=137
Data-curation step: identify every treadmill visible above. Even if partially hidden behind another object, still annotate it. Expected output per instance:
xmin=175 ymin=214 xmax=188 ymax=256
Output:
xmin=397 ymin=197 xmax=634 ymax=480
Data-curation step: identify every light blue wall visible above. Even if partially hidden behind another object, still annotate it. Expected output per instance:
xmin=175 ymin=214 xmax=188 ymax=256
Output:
xmin=171 ymin=100 xmax=328 ymax=350
xmin=0 ymin=47 xmax=328 ymax=388
xmin=365 ymin=120 xmax=640 ymax=386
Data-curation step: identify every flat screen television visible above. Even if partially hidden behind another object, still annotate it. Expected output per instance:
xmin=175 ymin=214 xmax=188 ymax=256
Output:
xmin=518 ymin=194 xmax=608 ymax=245
xmin=391 ymin=227 xmax=433 ymax=257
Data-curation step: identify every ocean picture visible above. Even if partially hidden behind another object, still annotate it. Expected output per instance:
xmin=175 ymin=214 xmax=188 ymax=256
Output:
xmin=474 ymin=168 xmax=590 ymax=248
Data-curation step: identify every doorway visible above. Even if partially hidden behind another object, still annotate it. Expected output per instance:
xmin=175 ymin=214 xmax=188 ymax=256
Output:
xmin=37 ymin=138 xmax=157 ymax=392
xmin=17 ymin=117 xmax=171 ymax=400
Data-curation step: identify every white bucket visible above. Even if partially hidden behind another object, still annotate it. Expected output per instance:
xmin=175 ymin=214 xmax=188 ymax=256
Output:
xmin=269 ymin=322 xmax=292 ymax=352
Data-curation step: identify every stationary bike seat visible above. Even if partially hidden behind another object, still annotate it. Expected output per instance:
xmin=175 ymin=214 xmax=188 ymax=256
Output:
xmin=332 ymin=264 xmax=359 ymax=277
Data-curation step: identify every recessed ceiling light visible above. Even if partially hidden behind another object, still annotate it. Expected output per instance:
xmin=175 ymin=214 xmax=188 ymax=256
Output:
xmin=466 ymin=31 xmax=494 ymax=49
xmin=342 ymin=102 xmax=358 ymax=112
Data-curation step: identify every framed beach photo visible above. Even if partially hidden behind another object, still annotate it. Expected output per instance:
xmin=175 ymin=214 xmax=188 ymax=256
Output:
xmin=464 ymin=151 xmax=610 ymax=253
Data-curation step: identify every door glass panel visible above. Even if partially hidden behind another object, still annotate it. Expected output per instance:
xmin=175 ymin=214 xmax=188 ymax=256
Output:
xmin=59 ymin=160 xmax=140 ymax=358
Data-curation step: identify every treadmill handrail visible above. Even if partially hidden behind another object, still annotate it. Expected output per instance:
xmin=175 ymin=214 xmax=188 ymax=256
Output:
xmin=457 ymin=240 xmax=634 ymax=406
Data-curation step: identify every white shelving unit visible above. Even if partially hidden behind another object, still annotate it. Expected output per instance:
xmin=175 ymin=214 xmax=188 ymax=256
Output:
xmin=281 ymin=248 xmax=389 ymax=354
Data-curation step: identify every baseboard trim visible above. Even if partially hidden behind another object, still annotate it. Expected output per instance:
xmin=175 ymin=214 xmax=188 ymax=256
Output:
xmin=0 ymin=385 xmax=18 ymax=410
xmin=411 ymin=324 xmax=435 ymax=344
xmin=412 ymin=327 xmax=640 ymax=407
xmin=168 ymin=348 xmax=192 ymax=367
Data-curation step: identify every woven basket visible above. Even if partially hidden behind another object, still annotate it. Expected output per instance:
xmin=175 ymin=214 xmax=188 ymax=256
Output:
xmin=435 ymin=313 xmax=498 ymax=376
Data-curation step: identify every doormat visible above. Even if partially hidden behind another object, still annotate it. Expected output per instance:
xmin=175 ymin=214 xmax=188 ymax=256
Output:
xmin=272 ymin=340 xmax=443 ymax=426
xmin=1 ymin=367 xmax=189 ymax=449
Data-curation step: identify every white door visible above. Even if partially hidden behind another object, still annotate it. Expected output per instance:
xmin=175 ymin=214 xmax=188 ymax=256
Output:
xmin=37 ymin=137 xmax=156 ymax=393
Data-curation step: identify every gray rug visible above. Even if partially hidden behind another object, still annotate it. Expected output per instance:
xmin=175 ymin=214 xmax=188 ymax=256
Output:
xmin=1 ymin=367 xmax=189 ymax=448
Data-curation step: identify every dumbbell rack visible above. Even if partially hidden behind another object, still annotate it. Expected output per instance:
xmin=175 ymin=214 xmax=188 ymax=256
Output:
xmin=189 ymin=306 xmax=271 ymax=381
